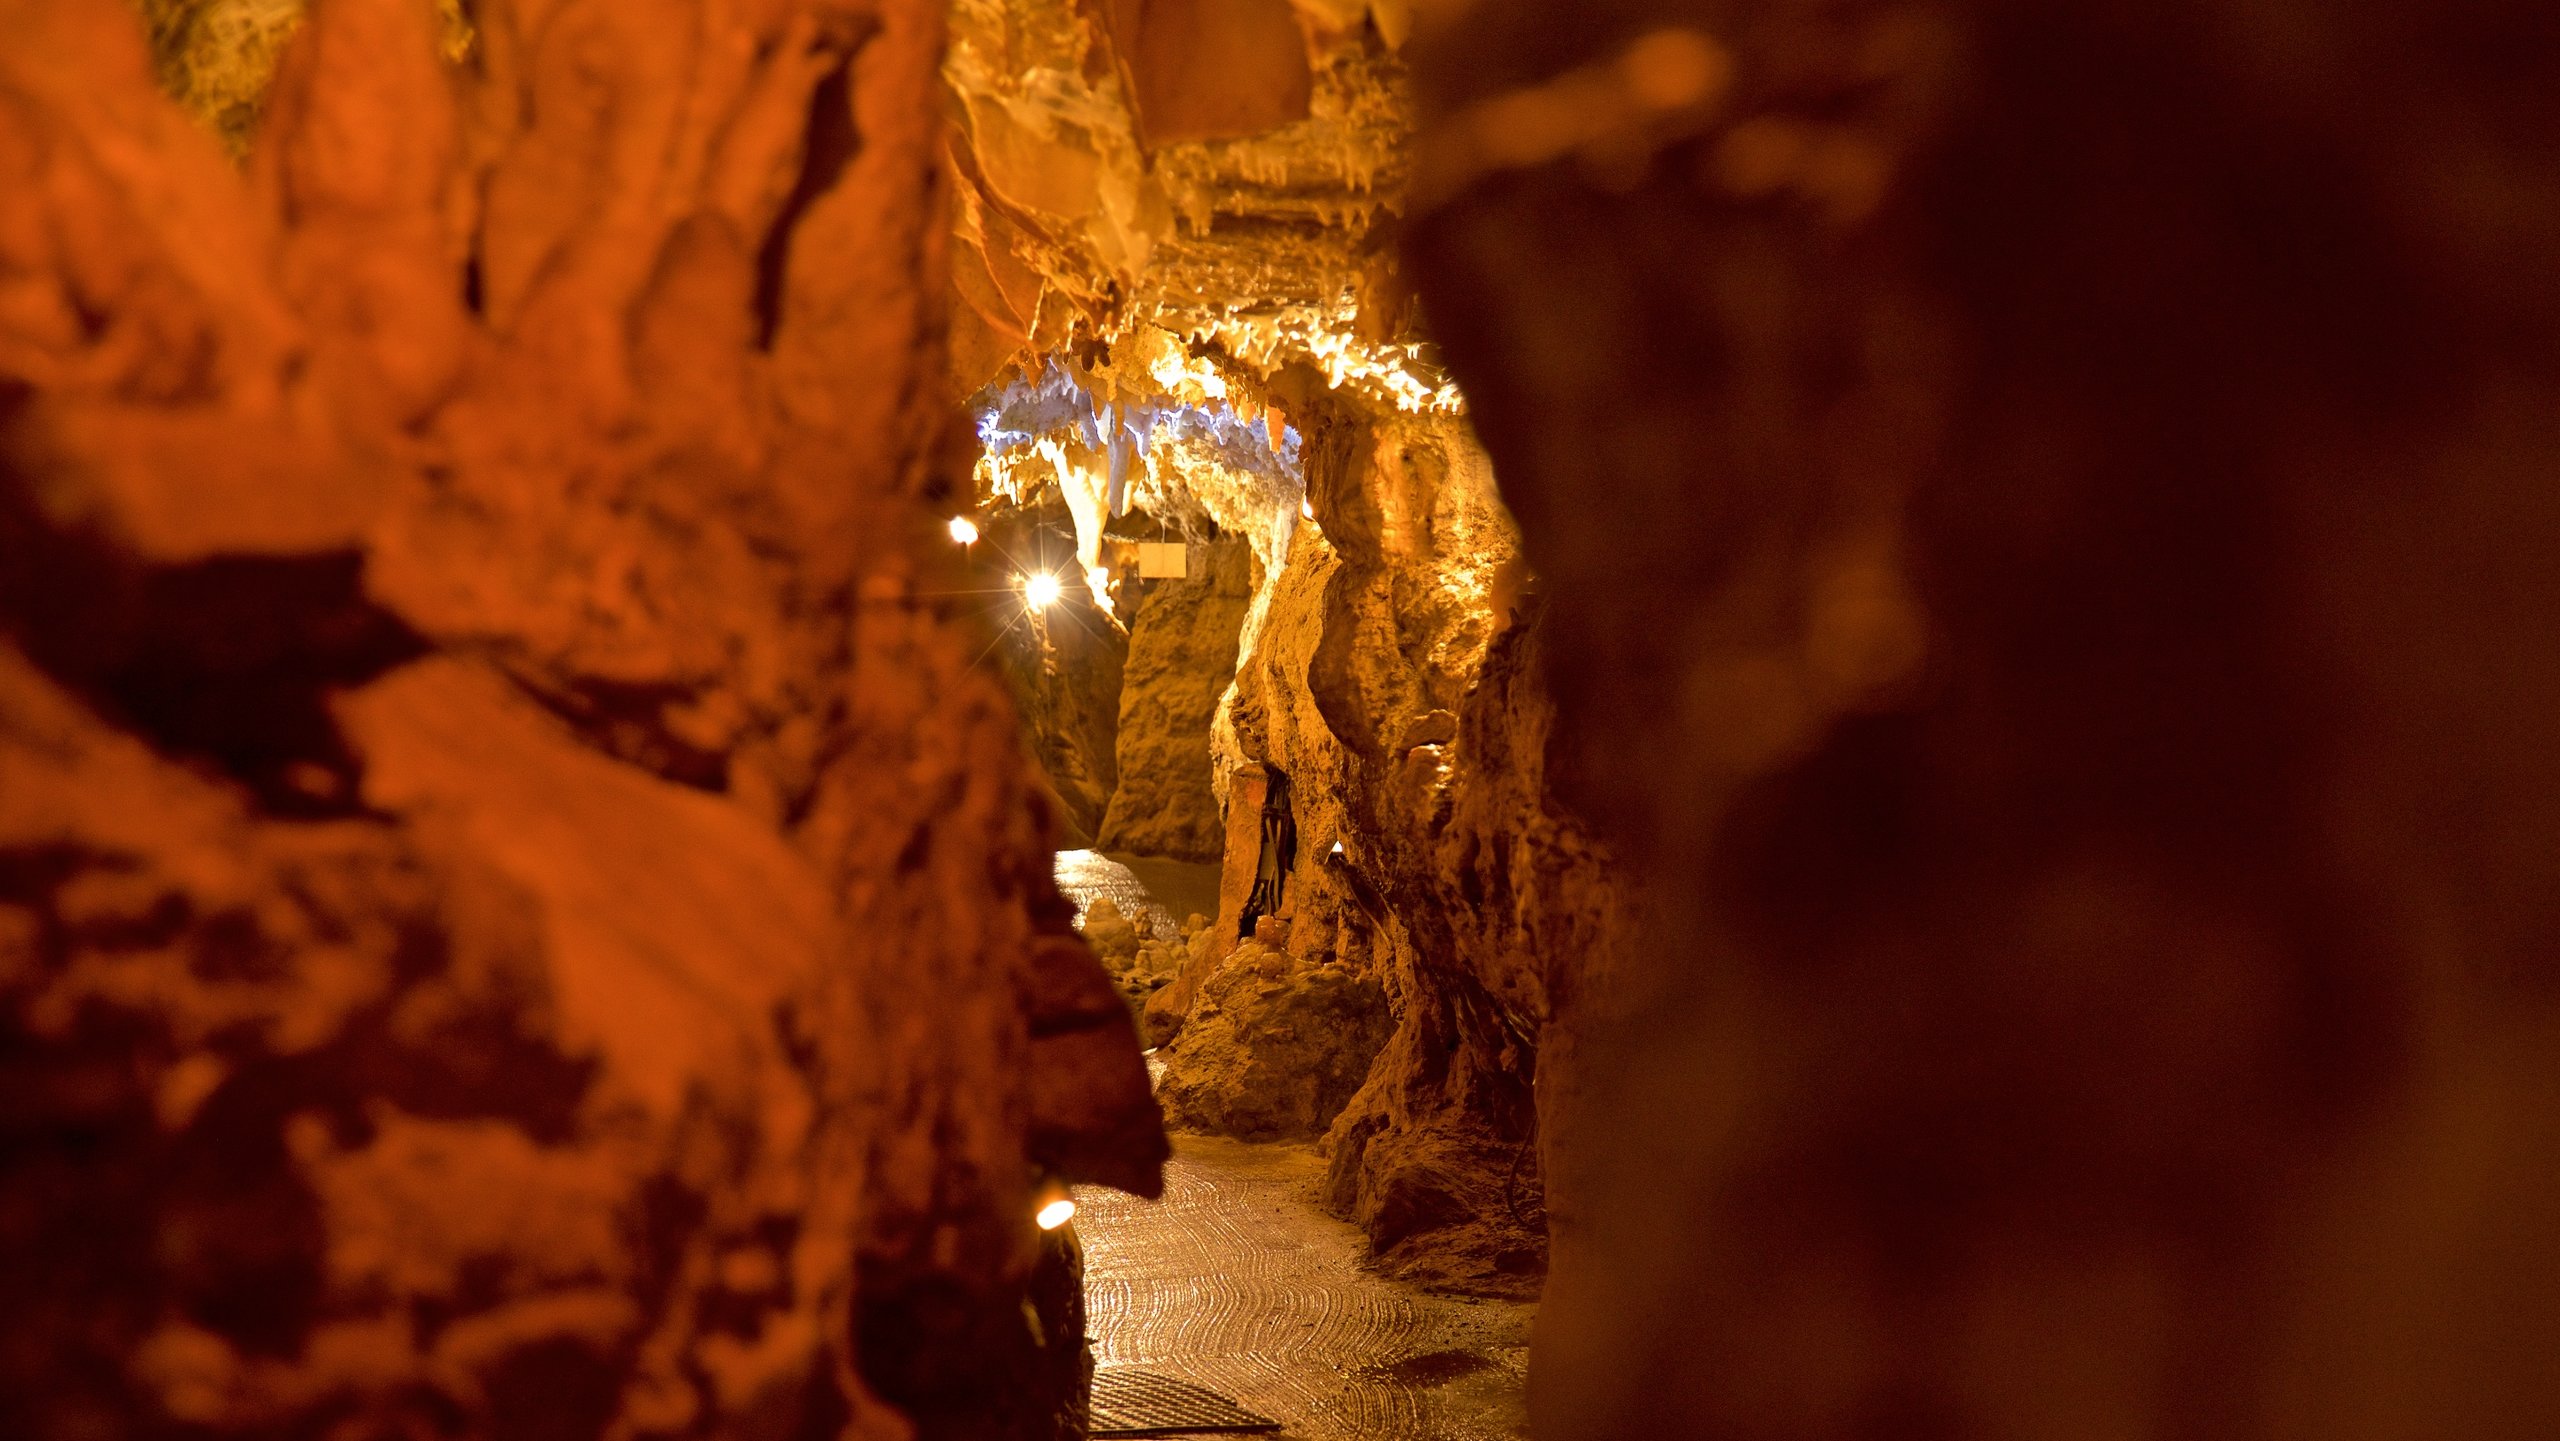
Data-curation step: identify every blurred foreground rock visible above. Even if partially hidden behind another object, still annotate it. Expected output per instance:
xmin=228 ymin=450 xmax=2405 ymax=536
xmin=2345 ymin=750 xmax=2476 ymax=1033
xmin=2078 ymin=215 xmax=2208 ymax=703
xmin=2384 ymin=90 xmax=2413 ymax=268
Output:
xmin=1408 ymin=0 xmax=2560 ymax=1435
xmin=0 ymin=1 xmax=1160 ymax=1438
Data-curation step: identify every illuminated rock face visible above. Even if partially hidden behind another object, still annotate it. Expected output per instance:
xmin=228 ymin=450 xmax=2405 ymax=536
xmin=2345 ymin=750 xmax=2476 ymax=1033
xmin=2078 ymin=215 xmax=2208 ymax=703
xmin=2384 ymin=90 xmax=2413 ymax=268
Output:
xmin=0 ymin=2 xmax=1159 ymax=1438
xmin=1407 ymin=2 xmax=2560 ymax=1437
xmin=1100 ymin=536 xmax=1255 ymax=861
xmin=987 ymin=503 xmax=1130 ymax=845
xmin=1154 ymin=389 xmax=1622 ymax=1295
xmin=1157 ymin=936 xmax=1391 ymax=1141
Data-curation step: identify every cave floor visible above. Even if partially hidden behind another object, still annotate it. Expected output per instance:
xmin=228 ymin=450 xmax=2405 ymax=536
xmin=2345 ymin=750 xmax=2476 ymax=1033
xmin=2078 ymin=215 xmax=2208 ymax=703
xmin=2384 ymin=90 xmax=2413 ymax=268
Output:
xmin=1055 ymin=848 xmax=1223 ymax=939
xmin=1076 ymin=1133 xmax=1533 ymax=1441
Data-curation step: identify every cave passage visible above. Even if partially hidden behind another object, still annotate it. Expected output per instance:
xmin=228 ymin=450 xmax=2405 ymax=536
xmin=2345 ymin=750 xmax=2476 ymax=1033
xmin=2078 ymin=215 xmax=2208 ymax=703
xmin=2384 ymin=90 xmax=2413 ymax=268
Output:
xmin=14 ymin=1 xmax=2557 ymax=1439
xmin=964 ymin=305 xmax=1543 ymax=1429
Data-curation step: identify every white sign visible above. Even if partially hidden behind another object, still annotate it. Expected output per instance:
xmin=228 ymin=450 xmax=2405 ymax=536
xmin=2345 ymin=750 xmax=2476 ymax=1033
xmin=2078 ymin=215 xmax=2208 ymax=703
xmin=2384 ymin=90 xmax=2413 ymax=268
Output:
xmin=1137 ymin=542 xmax=1190 ymax=579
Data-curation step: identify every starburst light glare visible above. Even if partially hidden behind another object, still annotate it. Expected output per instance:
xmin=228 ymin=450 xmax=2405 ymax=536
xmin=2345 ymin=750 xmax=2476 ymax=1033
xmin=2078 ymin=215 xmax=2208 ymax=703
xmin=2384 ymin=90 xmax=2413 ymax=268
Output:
xmin=1023 ymin=572 xmax=1063 ymax=611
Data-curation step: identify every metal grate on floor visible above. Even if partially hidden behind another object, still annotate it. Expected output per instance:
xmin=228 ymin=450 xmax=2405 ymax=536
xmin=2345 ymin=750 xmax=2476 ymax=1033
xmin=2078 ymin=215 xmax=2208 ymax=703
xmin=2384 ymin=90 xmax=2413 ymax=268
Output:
xmin=1088 ymin=1367 xmax=1278 ymax=1437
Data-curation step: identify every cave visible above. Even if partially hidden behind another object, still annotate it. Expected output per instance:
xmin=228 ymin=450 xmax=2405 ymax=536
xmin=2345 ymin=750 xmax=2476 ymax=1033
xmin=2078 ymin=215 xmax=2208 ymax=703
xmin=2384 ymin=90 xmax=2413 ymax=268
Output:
xmin=6 ymin=1 xmax=2560 ymax=1440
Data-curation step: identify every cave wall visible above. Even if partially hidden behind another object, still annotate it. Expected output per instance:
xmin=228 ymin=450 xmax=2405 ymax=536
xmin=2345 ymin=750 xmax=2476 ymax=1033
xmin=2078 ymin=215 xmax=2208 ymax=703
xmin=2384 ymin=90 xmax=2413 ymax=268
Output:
xmin=1155 ymin=381 xmax=1624 ymax=1295
xmin=1404 ymin=1 xmax=2560 ymax=1437
xmin=0 ymin=2 xmax=1160 ymax=1438
xmin=1097 ymin=534 xmax=1255 ymax=862
xmin=983 ymin=504 xmax=1129 ymax=846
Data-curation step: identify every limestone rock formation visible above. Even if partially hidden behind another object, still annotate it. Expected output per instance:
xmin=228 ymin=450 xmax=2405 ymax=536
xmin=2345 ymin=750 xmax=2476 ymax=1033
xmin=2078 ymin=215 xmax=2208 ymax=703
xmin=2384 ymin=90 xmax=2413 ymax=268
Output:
xmin=943 ymin=0 xmax=1430 ymax=402
xmin=1076 ymin=896 xmax=1142 ymax=971
xmin=1138 ymin=921 xmax=1226 ymax=1048
xmin=1128 ymin=379 xmax=1620 ymax=1292
xmin=1 ymin=2 xmax=1161 ymax=1438
xmin=1320 ymin=608 xmax=1620 ymax=1299
xmin=1099 ymin=535 xmax=1255 ymax=860
xmin=1155 ymin=937 xmax=1391 ymax=1141
xmin=1405 ymin=0 xmax=2560 ymax=1436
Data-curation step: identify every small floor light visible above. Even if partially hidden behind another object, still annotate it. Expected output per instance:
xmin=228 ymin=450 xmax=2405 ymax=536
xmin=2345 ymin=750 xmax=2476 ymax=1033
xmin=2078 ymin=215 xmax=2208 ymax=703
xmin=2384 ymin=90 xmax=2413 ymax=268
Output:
xmin=1035 ymin=1179 xmax=1076 ymax=1231
xmin=947 ymin=515 xmax=979 ymax=546
xmin=1023 ymin=572 xmax=1062 ymax=611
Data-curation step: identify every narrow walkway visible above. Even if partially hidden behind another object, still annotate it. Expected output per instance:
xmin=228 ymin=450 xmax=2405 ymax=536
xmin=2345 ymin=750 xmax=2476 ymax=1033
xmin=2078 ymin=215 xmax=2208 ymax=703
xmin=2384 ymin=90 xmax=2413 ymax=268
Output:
xmin=1056 ymin=847 xmax=1532 ymax=1441
xmin=1076 ymin=1136 xmax=1533 ymax=1441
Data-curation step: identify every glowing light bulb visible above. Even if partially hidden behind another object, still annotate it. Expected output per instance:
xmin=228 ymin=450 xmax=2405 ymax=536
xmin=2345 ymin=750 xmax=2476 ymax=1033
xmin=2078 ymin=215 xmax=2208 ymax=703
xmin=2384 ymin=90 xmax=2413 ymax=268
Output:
xmin=1023 ymin=572 xmax=1062 ymax=611
xmin=1036 ymin=1196 xmax=1076 ymax=1231
xmin=947 ymin=515 xmax=979 ymax=545
xmin=1300 ymin=498 xmax=1315 ymax=521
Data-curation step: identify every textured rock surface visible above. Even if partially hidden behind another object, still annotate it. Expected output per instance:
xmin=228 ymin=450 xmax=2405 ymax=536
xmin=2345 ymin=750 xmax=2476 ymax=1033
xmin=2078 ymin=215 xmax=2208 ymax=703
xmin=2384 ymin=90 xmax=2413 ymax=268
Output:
xmin=1407 ymin=1 xmax=2560 ymax=1436
xmin=978 ymin=501 xmax=1129 ymax=843
xmin=1159 ymin=390 xmax=1621 ymax=1294
xmin=1099 ymin=535 xmax=1255 ymax=860
xmin=943 ymin=0 xmax=1434 ymax=403
xmin=1156 ymin=937 xmax=1391 ymax=1142
xmin=1138 ymin=922 xmax=1227 ymax=1049
xmin=1320 ymin=608 xmax=1621 ymax=1298
xmin=1 ymin=2 xmax=1160 ymax=1438
xmin=141 ymin=0 xmax=472 ymax=154
xmin=1077 ymin=896 xmax=1142 ymax=971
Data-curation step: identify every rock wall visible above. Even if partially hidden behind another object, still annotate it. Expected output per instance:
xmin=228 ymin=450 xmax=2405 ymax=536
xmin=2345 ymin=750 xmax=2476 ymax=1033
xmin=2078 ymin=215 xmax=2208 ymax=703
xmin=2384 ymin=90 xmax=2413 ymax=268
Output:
xmin=0 ymin=3 xmax=1160 ymax=1439
xmin=985 ymin=504 xmax=1129 ymax=846
xmin=1156 ymin=384 xmax=1624 ymax=1296
xmin=1157 ymin=934 xmax=1393 ymax=1140
xmin=1098 ymin=535 xmax=1255 ymax=861
xmin=1406 ymin=2 xmax=2560 ymax=1437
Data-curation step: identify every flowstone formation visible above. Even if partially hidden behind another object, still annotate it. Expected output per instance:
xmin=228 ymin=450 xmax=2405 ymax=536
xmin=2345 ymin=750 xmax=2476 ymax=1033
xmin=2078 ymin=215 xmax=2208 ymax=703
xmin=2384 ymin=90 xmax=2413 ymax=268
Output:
xmin=0 ymin=2 xmax=1161 ymax=1439
xmin=1403 ymin=0 xmax=2560 ymax=1436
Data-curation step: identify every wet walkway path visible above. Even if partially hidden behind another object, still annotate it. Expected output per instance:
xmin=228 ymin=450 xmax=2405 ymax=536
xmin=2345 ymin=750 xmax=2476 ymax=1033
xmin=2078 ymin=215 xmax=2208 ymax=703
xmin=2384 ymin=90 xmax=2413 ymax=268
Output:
xmin=1076 ymin=1137 xmax=1533 ymax=1441
xmin=1057 ymin=847 xmax=1533 ymax=1440
xmin=1054 ymin=849 xmax=1222 ymax=941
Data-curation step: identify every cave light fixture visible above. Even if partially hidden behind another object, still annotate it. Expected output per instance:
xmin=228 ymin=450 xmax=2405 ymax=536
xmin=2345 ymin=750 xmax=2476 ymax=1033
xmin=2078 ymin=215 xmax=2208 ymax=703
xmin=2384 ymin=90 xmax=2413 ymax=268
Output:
xmin=1034 ymin=1179 xmax=1076 ymax=1231
xmin=1022 ymin=571 xmax=1064 ymax=612
xmin=947 ymin=515 xmax=979 ymax=546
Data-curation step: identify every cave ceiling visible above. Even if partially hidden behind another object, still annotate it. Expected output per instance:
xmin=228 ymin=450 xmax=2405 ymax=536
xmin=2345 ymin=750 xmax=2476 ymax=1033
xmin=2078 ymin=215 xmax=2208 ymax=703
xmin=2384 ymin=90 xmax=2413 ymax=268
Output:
xmin=943 ymin=0 xmax=1469 ymax=619
xmin=139 ymin=0 xmax=1456 ymax=546
xmin=944 ymin=0 xmax=1453 ymax=415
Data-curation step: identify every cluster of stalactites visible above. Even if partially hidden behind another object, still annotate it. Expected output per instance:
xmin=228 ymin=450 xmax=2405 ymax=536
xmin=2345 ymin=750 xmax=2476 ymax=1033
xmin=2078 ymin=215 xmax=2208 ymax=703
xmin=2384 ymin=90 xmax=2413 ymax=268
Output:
xmin=971 ymin=340 xmax=1306 ymax=612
